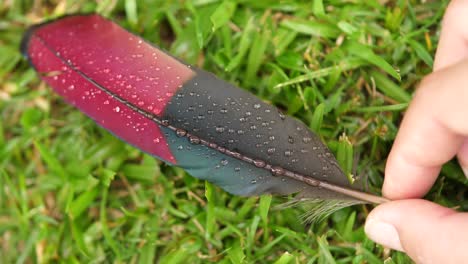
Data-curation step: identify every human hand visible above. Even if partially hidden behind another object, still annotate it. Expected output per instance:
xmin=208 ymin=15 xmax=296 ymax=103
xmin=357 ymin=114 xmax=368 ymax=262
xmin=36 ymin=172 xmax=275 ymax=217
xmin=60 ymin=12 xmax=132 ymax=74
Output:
xmin=364 ymin=1 xmax=468 ymax=263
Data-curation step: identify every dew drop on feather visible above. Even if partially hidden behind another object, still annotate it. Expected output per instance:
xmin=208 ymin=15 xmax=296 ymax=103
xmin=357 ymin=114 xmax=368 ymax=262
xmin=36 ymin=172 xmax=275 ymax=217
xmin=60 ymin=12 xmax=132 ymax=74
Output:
xmin=189 ymin=136 xmax=201 ymax=144
xmin=176 ymin=129 xmax=187 ymax=137
xmin=271 ymin=166 xmax=285 ymax=176
xmin=253 ymin=160 xmax=266 ymax=168
xmin=161 ymin=120 xmax=169 ymax=126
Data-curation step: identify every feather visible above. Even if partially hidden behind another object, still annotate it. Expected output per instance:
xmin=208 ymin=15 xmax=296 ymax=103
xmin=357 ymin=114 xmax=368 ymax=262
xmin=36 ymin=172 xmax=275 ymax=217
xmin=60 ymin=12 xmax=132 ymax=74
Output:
xmin=21 ymin=14 xmax=388 ymax=218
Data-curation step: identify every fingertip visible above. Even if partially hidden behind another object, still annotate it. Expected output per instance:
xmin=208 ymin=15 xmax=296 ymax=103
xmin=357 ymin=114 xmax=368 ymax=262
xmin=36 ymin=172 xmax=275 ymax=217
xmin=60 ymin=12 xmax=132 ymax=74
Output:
xmin=383 ymin=153 xmax=439 ymax=199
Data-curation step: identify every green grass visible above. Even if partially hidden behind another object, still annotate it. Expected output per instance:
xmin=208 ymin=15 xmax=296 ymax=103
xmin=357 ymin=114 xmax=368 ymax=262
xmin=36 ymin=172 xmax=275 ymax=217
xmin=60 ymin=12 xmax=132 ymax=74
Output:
xmin=1 ymin=0 xmax=465 ymax=263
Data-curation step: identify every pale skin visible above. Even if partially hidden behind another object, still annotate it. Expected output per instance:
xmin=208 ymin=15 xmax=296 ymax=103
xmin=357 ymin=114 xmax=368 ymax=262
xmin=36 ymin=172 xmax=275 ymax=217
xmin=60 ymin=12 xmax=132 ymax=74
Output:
xmin=364 ymin=0 xmax=468 ymax=263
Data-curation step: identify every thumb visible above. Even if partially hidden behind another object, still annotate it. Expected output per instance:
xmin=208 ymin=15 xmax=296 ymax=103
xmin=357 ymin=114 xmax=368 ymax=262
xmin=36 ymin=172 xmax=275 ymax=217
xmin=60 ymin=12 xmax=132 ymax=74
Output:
xmin=365 ymin=200 xmax=468 ymax=264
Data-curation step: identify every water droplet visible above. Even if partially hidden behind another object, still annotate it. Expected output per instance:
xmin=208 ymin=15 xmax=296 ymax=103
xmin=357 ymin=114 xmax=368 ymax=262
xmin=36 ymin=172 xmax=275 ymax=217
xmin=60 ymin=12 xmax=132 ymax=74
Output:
xmin=103 ymin=100 xmax=110 ymax=105
xmin=322 ymin=166 xmax=329 ymax=171
xmin=253 ymin=104 xmax=261 ymax=109
xmin=197 ymin=115 xmax=205 ymax=120
xmin=207 ymin=110 xmax=214 ymax=115
xmin=176 ymin=129 xmax=187 ymax=137
xmin=113 ymin=106 xmax=120 ymax=113
xmin=228 ymin=139 xmax=234 ymax=144
xmin=250 ymin=179 xmax=257 ymax=184
xmin=234 ymin=167 xmax=241 ymax=172
xmin=177 ymin=145 xmax=184 ymax=150
xmin=209 ymin=142 xmax=217 ymax=148
xmin=161 ymin=120 xmax=169 ymax=126
xmin=221 ymin=159 xmax=229 ymax=166
xmin=68 ymin=85 xmax=75 ymax=90
xmin=288 ymin=136 xmax=294 ymax=144
xmin=189 ymin=136 xmax=200 ymax=144
xmin=279 ymin=111 xmax=286 ymax=120
xmin=220 ymin=108 xmax=228 ymax=114
xmin=239 ymin=117 xmax=247 ymax=123
xmin=217 ymin=146 xmax=226 ymax=153
xmin=269 ymin=135 xmax=275 ymax=141
xmin=245 ymin=111 xmax=252 ymax=116
xmin=237 ymin=130 xmax=245 ymax=135
xmin=267 ymin=148 xmax=276 ymax=154
xmin=271 ymin=166 xmax=285 ymax=176
xmin=284 ymin=150 xmax=293 ymax=157
xmin=215 ymin=126 xmax=225 ymax=133
xmin=253 ymin=159 xmax=266 ymax=168
xmin=303 ymin=137 xmax=312 ymax=143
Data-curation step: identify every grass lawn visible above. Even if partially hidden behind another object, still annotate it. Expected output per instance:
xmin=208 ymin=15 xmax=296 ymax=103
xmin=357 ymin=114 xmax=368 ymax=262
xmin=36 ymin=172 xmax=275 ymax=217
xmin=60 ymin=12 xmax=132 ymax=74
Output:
xmin=1 ymin=0 xmax=466 ymax=263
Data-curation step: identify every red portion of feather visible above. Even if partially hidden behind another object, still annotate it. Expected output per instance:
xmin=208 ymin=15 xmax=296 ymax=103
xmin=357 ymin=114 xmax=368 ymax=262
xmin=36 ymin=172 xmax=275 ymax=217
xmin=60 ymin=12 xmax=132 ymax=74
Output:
xmin=31 ymin=14 xmax=194 ymax=116
xmin=25 ymin=15 xmax=185 ymax=163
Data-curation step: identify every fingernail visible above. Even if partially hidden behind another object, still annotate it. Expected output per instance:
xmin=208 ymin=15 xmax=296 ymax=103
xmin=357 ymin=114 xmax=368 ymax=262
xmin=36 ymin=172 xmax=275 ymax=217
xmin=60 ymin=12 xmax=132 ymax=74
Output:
xmin=462 ymin=166 xmax=468 ymax=179
xmin=365 ymin=217 xmax=404 ymax=252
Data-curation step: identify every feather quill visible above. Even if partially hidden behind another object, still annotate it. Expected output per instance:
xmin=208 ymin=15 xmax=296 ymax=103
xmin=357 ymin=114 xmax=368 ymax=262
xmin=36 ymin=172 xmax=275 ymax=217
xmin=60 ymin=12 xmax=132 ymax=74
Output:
xmin=21 ymin=14 xmax=388 ymax=219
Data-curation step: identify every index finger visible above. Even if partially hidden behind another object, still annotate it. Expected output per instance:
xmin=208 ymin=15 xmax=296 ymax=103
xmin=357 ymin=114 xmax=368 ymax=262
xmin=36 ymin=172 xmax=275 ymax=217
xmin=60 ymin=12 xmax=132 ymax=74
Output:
xmin=434 ymin=0 xmax=468 ymax=71
xmin=383 ymin=0 xmax=468 ymax=199
xmin=384 ymin=61 xmax=468 ymax=199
